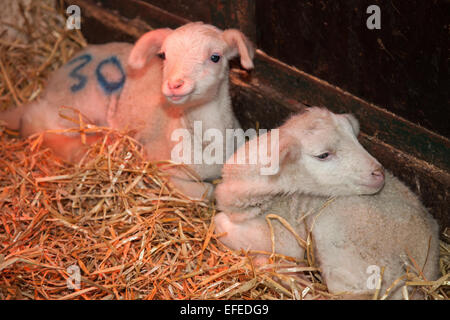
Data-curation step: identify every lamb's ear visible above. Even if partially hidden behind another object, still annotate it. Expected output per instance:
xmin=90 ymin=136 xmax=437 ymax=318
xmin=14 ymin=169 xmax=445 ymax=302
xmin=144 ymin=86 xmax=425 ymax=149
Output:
xmin=279 ymin=131 xmax=301 ymax=167
xmin=342 ymin=114 xmax=360 ymax=136
xmin=128 ymin=28 xmax=173 ymax=70
xmin=222 ymin=29 xmax=255 ymax=70
xmin=263 ymin=129 xmax=301 ymax=176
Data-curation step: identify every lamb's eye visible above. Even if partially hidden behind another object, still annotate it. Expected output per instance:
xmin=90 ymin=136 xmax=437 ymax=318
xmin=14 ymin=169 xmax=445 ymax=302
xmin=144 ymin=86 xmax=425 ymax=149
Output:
xmin=157 ymin=52 xmax=165 ymax=60
xmin=210 ymin=54 xmax=221 ymax=63
xmin=316 ymin=152 xmax=330 ymax=160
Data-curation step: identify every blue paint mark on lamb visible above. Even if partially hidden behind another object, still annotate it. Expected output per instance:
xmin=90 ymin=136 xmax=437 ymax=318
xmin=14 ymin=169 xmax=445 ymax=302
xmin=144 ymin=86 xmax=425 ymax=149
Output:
xmin=67 ymin=53 xmax=93 ymax=92
xmin=95 ymin=56 xmax=126 ymax=95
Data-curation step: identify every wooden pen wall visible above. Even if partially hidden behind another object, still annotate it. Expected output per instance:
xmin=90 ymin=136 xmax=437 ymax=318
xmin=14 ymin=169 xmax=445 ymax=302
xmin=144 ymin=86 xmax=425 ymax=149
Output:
xmin=139 ymin=0 xmax=450 ymax=138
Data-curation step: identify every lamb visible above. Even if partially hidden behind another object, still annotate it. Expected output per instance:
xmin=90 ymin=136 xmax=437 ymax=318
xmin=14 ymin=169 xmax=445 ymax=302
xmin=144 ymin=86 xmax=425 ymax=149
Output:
xmin=0 ymin=22 xmax=254 ymax=199
xmin=214 ymin=107 xmax=440 ymax=299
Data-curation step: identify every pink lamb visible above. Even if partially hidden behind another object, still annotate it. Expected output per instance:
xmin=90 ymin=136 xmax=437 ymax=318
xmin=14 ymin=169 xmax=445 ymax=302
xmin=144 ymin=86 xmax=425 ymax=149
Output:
xmin=0 ymin=22 xmax=254 ymax=199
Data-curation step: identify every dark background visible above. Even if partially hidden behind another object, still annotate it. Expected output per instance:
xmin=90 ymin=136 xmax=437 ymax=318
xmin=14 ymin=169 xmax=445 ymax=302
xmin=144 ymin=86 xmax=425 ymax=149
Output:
xmin=141 ymin=0 xmax=450 ymax=138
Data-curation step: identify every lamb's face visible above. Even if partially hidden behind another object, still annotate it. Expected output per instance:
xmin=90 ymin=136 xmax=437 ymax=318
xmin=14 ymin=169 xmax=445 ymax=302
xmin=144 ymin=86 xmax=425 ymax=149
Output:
xmin=128 ymin=23 xmax=254 ymax=107
xmin=290 ymin=110 xmax=385 ymax=196
xmin=159 ymin=26 xmax=229 ymax=106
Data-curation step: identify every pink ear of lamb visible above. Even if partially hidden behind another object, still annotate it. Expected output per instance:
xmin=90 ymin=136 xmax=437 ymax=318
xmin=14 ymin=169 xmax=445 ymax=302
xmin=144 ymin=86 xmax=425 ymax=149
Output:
xmin=222 ymin=29 xmax=255 ymax=70
xmin=128 ymin=28 xmax=173 ymax=70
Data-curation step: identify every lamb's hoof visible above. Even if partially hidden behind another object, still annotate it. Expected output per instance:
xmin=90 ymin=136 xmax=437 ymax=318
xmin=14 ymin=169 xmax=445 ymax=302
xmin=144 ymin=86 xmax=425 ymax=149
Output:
xmin=214 ymin=212 xmax=232 ymax=236
xmin=253 ymin=255 xmax=270 ymax=266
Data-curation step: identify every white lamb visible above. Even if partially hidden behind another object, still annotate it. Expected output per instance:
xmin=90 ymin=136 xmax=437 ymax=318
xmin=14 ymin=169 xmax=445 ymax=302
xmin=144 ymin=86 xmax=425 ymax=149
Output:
xmin=214 ymin=107 xmax=440 ymax=299
xmin=0 ymin=22 xmax=254 ymax=199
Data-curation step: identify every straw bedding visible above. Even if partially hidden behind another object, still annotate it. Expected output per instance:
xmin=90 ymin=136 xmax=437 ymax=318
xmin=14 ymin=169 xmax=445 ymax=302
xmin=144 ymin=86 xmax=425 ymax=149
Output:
xmin=0 ymin=0 xmax=448 ymax=300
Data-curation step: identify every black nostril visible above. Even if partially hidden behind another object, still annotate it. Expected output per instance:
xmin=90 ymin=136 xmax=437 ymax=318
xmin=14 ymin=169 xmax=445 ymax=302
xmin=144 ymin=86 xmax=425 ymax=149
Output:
xmin=173 ymin=79 xmax=184 ymax=89
xmin=371 ymin=167 xmax=385 ymax=178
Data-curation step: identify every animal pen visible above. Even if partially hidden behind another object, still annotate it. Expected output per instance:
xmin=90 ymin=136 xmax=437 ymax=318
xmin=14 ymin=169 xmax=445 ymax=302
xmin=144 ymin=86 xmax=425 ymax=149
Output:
xmin=0 ymin=0 xmax=448 ymax=300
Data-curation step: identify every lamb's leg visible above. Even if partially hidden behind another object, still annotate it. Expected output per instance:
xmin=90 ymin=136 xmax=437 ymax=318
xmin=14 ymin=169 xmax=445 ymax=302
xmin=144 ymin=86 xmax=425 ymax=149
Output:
xmin=214 ymin=212 xmax=273 ymax=253
xmin=152 ymin=163 xmax=215 ymax=200
xmin=309 ymin=197 xmax=440 ymax=300
xmin=14 ymin=100 xmax=104 ymax=162
xmin=168 ymin=175 xmax=214 ymax=200
xmin=42 ymin=132 xmax=103 ymax=163
xmin=214 ymin=212 xmax=306 ymax=260
xmin=309 ymin=202 xmax=383 ymax=298
xmin=0 ymin=104 xmax=25 ymax=130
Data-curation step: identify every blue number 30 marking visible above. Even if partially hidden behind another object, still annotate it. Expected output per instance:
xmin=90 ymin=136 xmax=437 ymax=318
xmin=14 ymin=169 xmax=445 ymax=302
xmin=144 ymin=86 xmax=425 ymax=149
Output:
xmin=67 ymin=54 xmax=92 ymax=92
xmin=67 ymin=54 xmax=126 ymax=95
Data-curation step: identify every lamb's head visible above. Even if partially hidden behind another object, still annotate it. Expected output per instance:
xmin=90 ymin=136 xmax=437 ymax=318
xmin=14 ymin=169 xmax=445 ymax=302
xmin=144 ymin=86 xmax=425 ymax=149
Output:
xmin=127 ymin=22 xmax=254 ymax=106
xmin=278 ymin=107 xmax=385 ymax=196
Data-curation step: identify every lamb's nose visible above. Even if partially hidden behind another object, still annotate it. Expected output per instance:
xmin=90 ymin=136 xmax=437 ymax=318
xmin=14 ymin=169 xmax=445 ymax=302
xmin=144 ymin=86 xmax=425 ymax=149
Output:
xmin=371 ymin=166 xmax=385 ymax=180
xmin=168 ymin=79 xmax=184 ymax=90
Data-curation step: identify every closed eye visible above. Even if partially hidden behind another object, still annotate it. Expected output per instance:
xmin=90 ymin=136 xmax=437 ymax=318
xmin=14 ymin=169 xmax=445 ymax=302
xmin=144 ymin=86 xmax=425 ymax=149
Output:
xmin=315 ymin=152 xmax=331 ymax=160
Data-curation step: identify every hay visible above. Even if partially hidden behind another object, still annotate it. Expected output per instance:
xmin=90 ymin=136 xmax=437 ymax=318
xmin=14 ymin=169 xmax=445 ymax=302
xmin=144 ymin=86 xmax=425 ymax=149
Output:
xmin=0 ymin=0 xmax=87 ymax=112
xmin=0 ymin=0 xmax=448 ymax=300
xmin=0 ymin=125 xmax=331 ymax=300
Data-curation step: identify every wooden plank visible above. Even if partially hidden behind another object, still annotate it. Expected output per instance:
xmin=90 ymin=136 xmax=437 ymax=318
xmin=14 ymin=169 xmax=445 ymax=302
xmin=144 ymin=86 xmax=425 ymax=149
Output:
xmin=254 ymin=0 xmax=450 ymax=139
xmin=94 ymin=0 xmax=189 ymax=29
xmin=65 ymin=0 xmax=449 ymax=231
xmin=252 ymin=52 xmax=450 ymax=172
xmin=96 ymin=0 xmax=256 ymax=42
